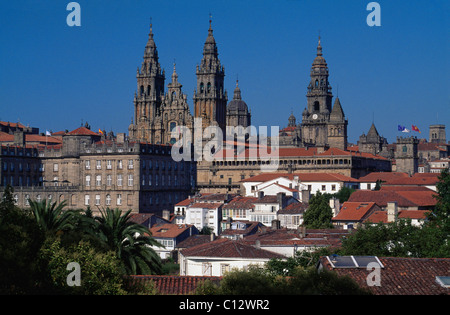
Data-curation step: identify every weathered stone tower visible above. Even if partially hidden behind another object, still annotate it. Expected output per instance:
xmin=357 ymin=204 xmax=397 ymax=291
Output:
xmin=193 ymin=19 xmax=228 ymax=137
xmin=429 ymin=124 xmax=446 ymax=144
xmin=301 ymin=37 xmax=347 ymax=149
xmin=129 ymin=23 xmax=165 ymax=143
xmin=395 ymin=136 xmax=419 ymax=175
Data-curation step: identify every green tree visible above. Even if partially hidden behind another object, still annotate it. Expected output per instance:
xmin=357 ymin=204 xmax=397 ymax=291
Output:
xmin=333 ymin=186 xmax=355 ymax=203
xmin=38 ymin=238 xmax=127 ymax=294
xmin=93 ymin=208 xmax=163 ymax=275
xmin=29 ymin=199 xmax=76 ymax=235
xmin=196 ymin=265 xmax=370 ymax=295
xmin=0 ymin=186 xmax=44 ymax=294
xmin=303 ymin=191 xmax=333 ymax=228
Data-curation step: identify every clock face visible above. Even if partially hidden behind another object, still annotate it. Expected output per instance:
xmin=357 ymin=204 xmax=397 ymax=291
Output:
xmin=312 ymin=114 xmax=318 ymax=120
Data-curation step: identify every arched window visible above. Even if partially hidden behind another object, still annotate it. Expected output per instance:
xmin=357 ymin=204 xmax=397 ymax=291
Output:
xmin=140 ymin=85 xmax=144 ymax=95
xmin=314 ymin=101 xmax=320 ymax=112
xmin=315 ymin=80 xmax=319 ymax=88
xmin=171 ymin=91 xmax=176 ymax=101
xmin=207 ymin=82 xmax=211 ymax=93
xmin=147 ymin=85 xmax=151 ymax=95
xmin=200 ymin=83 xmax=204 ymax=93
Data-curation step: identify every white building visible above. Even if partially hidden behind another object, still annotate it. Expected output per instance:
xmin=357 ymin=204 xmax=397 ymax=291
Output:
xmin=179 ymin=238 xmax=284 ymax=276
xmin=185 ymin=202 xmax=223 ymax=235
xmin=241 ymin=172 xmax=359 ymax=199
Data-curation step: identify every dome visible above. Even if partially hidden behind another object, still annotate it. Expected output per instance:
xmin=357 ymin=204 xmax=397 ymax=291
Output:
xmin=227 ymin=81 xmax=248 ymax=112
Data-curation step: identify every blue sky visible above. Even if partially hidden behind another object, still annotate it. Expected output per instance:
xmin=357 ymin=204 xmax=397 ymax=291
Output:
xmin=0 ymin=0 xmax=448 ymax=144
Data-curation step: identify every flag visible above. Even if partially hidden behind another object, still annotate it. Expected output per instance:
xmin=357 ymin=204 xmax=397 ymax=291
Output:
xmin=45 ymin=130 xmax=51 ymax=136
xmin=398 ymin=125 xmax=405 ymax=131
xmin=412 ymin=125 xmax=421 ymax=133
xmin=98 ymin=129 xmax=104 ymax=135
xmin=402 ymin=128 xmax=410 ymax=133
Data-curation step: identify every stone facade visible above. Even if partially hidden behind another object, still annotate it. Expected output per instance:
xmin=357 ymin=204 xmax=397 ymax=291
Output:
xmin=1 ymin=126 xmax=196 ymax=216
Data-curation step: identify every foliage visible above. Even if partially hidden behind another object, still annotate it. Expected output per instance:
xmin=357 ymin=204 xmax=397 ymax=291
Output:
xmin=92 ymin=208 xmax=163 ymax=275
xmin=266 ymin=247 xmax=333 ymax=276
xmin=0 ymin=186 xmax=44 ymax=294
xmin=196 ymin=264 xmax=370 ymax=295
xmin=333 ymin=186 xmax=356 ymax=203
xmin=38 ymin=238 xmax=127 ymax=295
xmin=303 ymin=191 xmax=333 ymax=228
xmin=29 ymin=199 xmax=76 ymax=235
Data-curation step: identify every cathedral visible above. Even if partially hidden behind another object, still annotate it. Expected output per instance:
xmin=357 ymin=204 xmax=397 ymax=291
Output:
xmin=279 ymin=37 xmax=348 ymax=151
xmin=128 ymin=20 xmax=251 ymax=145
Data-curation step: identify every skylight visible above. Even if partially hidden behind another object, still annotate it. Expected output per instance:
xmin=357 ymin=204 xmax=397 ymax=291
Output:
xmin=327 ymin=255 xmax=384 ymax=268
xmin=436 ymin=276 xmax=450 ymax=288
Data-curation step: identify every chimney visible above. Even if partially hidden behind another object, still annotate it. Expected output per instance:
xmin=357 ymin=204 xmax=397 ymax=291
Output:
xmin=210 ymin=233 xmax=215 ymax=242
xmin=387 ymin=201 xmax=398 ymax=223
xmin=162 ymin=209 xmax=170 ymax=221
xmin=255 ymin=240 xmax=261 ymax=249
xmin=277 ymin=192 xmax=286 ymax=209
xmin=271 ymin=219 xmax=281 ymax=230
xmin=298 ymin=225 xmax=306 ymax=238
xmin=14 ymin=131 xmax=25 ymax=147
xmin=116 ymin=133 xmax=126 ymax=143
xmin=301 ymin=189 xmax=310 ymax=203
xmin=329 ymin=197 xmax=340 ymax=217
xmin=258 ymin=191 xmax=264 ymax=199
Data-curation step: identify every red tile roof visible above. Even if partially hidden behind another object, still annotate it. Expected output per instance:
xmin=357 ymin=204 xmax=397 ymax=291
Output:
xmin=180 ymin=238 xmax=284 ymax=259
xmin=333 ymin=202 xmax=379 ymax=221
xmin=319 ymin=256 xmax=450 ymax=295
xmin=189 ymin=202 xmax=223 ymax=209
xmin=348 ymin=190 xmax=418 ymax=208
xmin=222 ymin=196 xmax=257 ymax=210
xmin=149 ymin=223 xmax=194 ymax=238
xmin=384 ymin=173 xmax=440 ymax=186
xmin=364 ymin=210 xmax=430 ymax=224
xmin=278 ymin=202 xmax=308 ymax=214
xmin=130 ymin=275 xmax=222 ymax=295
xmin=358 ymin=172 xmax=409 ymax=183
xmin=241 ymin=172 xmax=358 ymax=183
xmin=66 ymin=126 xmax=100 ymax=136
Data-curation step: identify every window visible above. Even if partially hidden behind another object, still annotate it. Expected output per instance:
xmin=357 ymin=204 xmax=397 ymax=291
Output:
xmin=332 ymin=184 xmax=336 ymax=191
xmin=53 ymin=163 xmax=58 ymax=172
xmin=202 ymin=263 xmax=212 ymax=276
xmin=106 ymin=174 xmax=112 ymax=186
xmin=142 ymin=175 xmax=146 ymax=186
xmin=117 ymin=194 xmax=122 ymax=205
xmin=149 ymin=174 xmax=152 ymax=186
xmin=96 ymin=175 xmax=101 ymax=186
xmin=118 ymin=160 xmax=123 ymax=169
xmin=106 ymin=194 xmax=111 ymax=206
xmin=322 ymin=185 xmax=326 ymax=191
xmin=96 ymin=160 xmax=101 ymax=170
xmin=85 ymin=160 xmax=91 ymax=169
xmin=95 ymin=194 xmax=100 ymax=205
xmin=117 ymin=174 xmax=123 ymax=186
xmin=85 ymin=175 xmax=91 ymax=187
xmin=128 ymin=174 xmax=133 ymax=186
xmin=84 ymin=195 xmax=90 ymax=206
xmin=128 ymin=160 xmax=134 ymax=169
xmin=107 ymin=160 xmax=112 ymax=169
xmin=221 ymin=264 xmax=230 ymax=276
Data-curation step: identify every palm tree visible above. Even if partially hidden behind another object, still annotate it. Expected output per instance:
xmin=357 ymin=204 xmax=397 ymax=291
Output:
xmin=29 ymin=199 xmax=75 ymax=234
xmin=93 ymin=208 xmax=163 ymax=275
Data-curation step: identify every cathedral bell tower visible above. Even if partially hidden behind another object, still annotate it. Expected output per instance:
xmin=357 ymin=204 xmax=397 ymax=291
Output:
xmin=129 ymin=22 xmax=165 ymax=142
xmin=193 ymin=18 xmax=228 ymax=137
